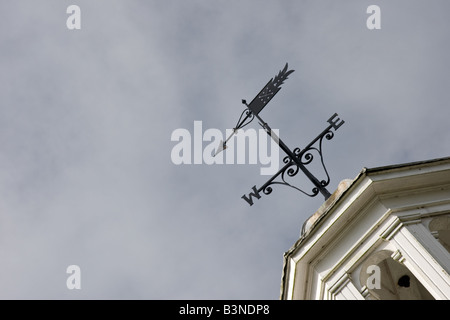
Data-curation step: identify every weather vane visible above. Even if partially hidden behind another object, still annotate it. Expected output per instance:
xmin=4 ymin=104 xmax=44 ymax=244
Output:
xmin=215 ymin=63 xmax=344 ymax=206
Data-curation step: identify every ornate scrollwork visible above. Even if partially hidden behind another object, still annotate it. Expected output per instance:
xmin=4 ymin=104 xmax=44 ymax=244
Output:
xmin=301 ymin=151 xmax=314 ymax=165
xmin=235 ymin=109 xmax=254 ymax=130
xmin=241 ymin=112 xmax=344 ymax=206
xmin=261 ymin=160 xmax=322 ymax=198
xmin=293 ymin=128 xmax=335 ymax=189
xmin=262 ymin=185 xmax=273 ymax=195
xmin=325 ymin=130 xmax=334 ymax=140
xmin=259 ymin=126 xmax=338 ymax=199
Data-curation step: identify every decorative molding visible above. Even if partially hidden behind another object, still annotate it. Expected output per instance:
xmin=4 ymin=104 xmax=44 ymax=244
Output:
xmin=328 ymin=272 xmax=351 ymax=299
xmin=430 ymin=230 xmax=439 ymax=239
xmin=391 ymin=249 xmax=406 ymax=264
xmin=390 ymin=226 xmax=450 ymax=299
xmin=327 ymin=273 xmax=366 ymax=300
xmin=398 ymin=213 xmax=422 ymax=225
xmin=380 ymin=217 xmax=402 ymax=241
xmin=281 ymin=159 xmax=450 ymax=300
xmin=360 ymin=285 xmax=370 ymax=299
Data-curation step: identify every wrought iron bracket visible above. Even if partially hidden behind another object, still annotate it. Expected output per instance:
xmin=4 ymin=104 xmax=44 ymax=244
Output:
xmin=241 ymin=113 xmax=344 ymax=206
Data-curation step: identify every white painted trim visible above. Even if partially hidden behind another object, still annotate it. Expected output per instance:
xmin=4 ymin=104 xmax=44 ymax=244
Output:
xmin=280 ymin=158 xmax=450 ymax=300
xmin=405 ymin=223 xmax=450 ymax=274
xmin=327 ymin=273 xmax=364 ymax=300
xmin=390 ymin=226 xmax=450 ymax=299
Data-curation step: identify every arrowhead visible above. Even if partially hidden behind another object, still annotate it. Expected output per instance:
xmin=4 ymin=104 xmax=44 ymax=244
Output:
xmin=213 ymin=140 xmax=227 ymax=157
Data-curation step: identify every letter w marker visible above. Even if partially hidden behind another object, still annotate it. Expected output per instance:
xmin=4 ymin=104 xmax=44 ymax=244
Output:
xmin=241 ymin=186 xmax=262 ymax=206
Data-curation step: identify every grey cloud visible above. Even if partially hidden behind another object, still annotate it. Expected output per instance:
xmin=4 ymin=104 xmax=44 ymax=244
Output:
xmin=0 ymin=0 xmax=449 ymax=299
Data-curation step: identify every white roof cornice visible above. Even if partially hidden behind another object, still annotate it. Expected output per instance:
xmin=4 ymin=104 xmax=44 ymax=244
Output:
xmin=280 ymin=156 xmax=450 ymax=299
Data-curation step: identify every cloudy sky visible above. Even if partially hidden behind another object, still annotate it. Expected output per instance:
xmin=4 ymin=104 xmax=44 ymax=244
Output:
xmin=1 ymin=0 xmax=449 ymax=299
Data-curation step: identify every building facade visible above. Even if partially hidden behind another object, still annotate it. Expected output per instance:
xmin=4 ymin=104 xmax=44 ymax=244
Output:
xmin=280 ymin=157 xmax=450 ymax=300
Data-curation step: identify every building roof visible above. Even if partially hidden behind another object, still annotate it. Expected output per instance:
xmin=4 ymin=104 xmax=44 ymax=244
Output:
xmin=280 ymin=156 xmax=450 ymax=299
